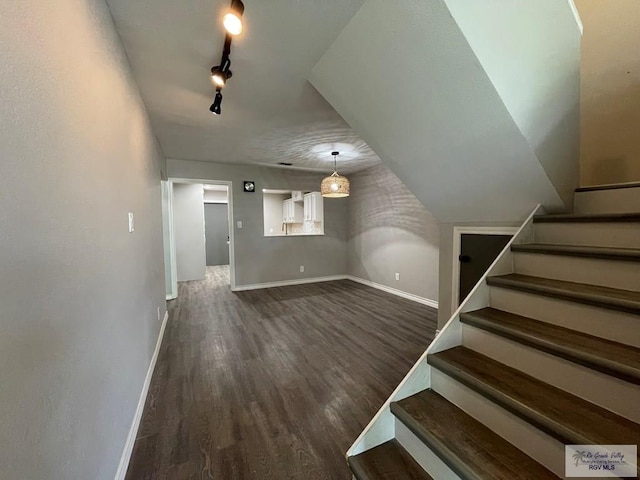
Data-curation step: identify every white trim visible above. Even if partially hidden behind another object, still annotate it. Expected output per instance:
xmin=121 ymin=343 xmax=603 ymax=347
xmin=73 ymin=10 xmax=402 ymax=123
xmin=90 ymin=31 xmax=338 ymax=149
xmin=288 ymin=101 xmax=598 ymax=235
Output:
xmin=168 ymin=182 xmax=178 ymax=300
xmin=346 ymin=275 xmax=438 ymax=309
xmin=567 ymin=0 xmax=583 ymax=35
xmin=231 ymin=274 xmax=439 ymax=308
xmin=114 ymin=310 xmax=169 ymax=480
xmin=232 ymin=275 xmax=348 ymax=291
xmin=162 ymin=181 xmax=178 ymax=301
xmin=451 ymin=226 xmax=519 ymax=316
xmin=168 ymin=178 xmax=236 ymax=291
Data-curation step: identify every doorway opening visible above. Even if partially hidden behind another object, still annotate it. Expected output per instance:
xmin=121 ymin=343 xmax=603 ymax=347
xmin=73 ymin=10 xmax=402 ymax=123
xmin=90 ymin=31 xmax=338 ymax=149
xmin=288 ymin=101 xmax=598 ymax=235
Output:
xmin=203 ymin=184 xmax=230 ymax=278
xmin=451 ymin=226 xmax=518 ymax=313
xmin=162 ymin=179 xmax=235 ymax=299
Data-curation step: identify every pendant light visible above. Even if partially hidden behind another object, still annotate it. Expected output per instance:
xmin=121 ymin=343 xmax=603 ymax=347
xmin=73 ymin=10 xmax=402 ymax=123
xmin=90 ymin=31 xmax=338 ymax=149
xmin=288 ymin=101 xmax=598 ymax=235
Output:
xmin=321 ymin=151 xmax=350 ymax=198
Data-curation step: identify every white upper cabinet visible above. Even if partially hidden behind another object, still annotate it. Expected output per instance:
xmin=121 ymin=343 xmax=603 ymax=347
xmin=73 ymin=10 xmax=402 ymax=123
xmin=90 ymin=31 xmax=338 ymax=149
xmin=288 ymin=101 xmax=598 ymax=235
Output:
xmin=282 ymin=198 xmax=303 ymax=224
xmin=304 ymin=192 xmax=324 ymax=222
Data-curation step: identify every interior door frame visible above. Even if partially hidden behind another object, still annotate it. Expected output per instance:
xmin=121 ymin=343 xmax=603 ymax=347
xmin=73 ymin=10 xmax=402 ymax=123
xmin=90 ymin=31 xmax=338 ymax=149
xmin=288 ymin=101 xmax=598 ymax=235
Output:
xmin=451 ymin=226 xmax=519 ymax=314
xmin=162 ymin=180 xmax=178 ymax=300
xmin=168 ymin=178 xmax=236 ymax=291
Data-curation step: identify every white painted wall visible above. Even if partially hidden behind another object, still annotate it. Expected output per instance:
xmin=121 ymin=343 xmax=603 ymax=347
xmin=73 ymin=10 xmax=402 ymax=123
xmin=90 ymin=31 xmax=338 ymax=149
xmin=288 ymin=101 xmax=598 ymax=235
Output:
xmin=310 ymin=0 xmax=567 ymax=222
xmin=263 ymin=193 xmax=288 ymax=236
xmin=0 ymin=1 xmax=167 ymax=478
xmin=173 ymin=183 xmax=206 ymax=282
xmin=445 ymin=0 xmax=581 ymax=208
xmin=204 ymin=189 xmax=228 ymax=204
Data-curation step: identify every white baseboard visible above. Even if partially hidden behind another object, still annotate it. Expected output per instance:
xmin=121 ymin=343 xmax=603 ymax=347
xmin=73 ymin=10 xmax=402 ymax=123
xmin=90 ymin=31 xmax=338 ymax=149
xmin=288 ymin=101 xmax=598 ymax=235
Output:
xmin=346 ymin=275 xmax=439 ymax=309
xmin=231 ymin=275 xmax=348 ymax=291
xmin=231 ymin=274 xmax=438 ymax=309
xmin=114 ymin=310 xmax=169 ymax=480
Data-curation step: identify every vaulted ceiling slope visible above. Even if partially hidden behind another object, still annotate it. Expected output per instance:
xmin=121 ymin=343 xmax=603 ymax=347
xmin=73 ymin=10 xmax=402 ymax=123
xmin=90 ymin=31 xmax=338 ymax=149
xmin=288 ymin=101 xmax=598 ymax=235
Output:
xmin=106 ymin=0 xmax=381 ymax=174
xmin=310 ymin=0 xmax=582 ymax=222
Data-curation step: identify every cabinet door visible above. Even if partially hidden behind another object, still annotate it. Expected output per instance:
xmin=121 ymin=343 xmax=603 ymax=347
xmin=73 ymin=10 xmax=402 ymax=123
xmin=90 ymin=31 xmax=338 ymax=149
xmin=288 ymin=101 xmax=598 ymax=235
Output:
xmin=311 ymin=192 xmax=323 ymax=222
xmin=303 ymin=193 xmax=311 ymax=221
xmin=282 ymin=200 xmax=290 ymax=223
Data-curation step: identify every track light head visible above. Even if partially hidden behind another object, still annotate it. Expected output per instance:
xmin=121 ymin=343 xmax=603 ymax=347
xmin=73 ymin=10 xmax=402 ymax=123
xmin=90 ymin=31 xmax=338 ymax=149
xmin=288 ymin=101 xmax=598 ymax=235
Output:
xmin=210 ymin=89 xmax=223 ymax=115
xmin=210 ymin=66 xmax=232 ymax=88
xmin=223 ymin=0 xmax=245 ymax=35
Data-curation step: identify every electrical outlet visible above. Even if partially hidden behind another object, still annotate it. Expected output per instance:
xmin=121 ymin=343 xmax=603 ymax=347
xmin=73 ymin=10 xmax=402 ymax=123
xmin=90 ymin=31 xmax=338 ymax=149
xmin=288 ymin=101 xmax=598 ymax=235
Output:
xmin=299 ymin=265 xmax=305 ymax=273
xmin=395 ymin=272 xmax=400 ymax=281
xmin=237 ymin=221 xmax=243 ymax=229
xmin=157 ymin=306 xmax=160 ymax=321
xmin=128 ymin=212 xmax=134 ymax=233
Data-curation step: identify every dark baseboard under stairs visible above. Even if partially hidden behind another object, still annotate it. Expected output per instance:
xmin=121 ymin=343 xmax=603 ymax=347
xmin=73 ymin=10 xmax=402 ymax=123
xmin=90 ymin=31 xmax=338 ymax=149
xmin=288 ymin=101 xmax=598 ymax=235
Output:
xmin=348 ymin=184 xmax=640 ymax=479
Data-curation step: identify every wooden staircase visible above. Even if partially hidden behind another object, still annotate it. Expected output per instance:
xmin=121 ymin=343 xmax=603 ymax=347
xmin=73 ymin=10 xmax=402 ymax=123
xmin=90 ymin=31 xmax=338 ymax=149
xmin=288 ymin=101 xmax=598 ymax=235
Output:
xmin=348 ymin=184 xmax=640 ymax=479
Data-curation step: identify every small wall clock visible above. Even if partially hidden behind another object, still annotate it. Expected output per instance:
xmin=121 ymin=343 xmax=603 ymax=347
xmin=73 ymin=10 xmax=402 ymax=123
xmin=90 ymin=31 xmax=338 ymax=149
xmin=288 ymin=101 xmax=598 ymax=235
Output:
xmin=243 ymin=181 xmax=255 ymax=193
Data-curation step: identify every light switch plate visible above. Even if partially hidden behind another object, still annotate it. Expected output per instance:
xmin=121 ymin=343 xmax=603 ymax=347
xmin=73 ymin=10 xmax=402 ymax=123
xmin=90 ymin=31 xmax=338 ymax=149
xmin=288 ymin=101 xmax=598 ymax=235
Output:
xmin=128 ymin=212 xmax=134 ymax=233
xmin=237 ymin=220 xmax=243 ymax=229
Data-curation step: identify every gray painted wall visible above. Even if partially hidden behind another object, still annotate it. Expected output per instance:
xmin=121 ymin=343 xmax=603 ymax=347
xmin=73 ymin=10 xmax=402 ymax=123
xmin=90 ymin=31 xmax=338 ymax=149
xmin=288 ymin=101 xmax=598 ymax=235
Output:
xmin=348 ymin=165 xmax=440 ymax=303
xmin=173 ymin=183 xmax=206 ymax=281
xmin=0 ymin=1 xmax=166 ymax=478
xmin=168 ymin=160 xmax=348 ymax=286
xmin=205 ymin=203 xmax=230 ymax=266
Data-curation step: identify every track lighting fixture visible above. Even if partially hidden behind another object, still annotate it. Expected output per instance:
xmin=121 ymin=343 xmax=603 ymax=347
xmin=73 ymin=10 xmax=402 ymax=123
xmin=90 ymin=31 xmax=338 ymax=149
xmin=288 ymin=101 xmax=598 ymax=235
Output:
xmin=211 ymin=63 xmax=232 ymax=88
xmin=208 ymin=1 xmax=245 ymax=115
xmin=223 ymin=0 xmax=245 ymax=35
xmin=210 ymin=89 xmax=223 ymax=115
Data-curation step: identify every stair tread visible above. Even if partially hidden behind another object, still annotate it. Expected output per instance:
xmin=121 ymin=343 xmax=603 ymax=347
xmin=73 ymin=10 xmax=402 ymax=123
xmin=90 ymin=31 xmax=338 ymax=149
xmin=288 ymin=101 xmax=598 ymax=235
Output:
xmin=348 ymin=440 xmax=433 ymax=480
xmin=460 ymin=307 xmax=640 ymax=384
xmin=392 ymin=389 xmax=559 ymax=480
xmin=486 ymin=273 xmax=640 ymax=314
xmin=511 ymin=243 xmax=640 ymax=261
xmin=427 ymin=346 xmax=640 ymax=448
xmin=533 ymin=212 xmax=640 ymax=223
xmin=576 ymin=181 xmax=640 ymax=193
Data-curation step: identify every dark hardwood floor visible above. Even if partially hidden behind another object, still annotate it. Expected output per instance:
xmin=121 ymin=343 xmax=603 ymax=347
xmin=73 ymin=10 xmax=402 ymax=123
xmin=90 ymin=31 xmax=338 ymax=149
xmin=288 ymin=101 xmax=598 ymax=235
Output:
xmin=125 ymin=266 xmax=437 ymax=480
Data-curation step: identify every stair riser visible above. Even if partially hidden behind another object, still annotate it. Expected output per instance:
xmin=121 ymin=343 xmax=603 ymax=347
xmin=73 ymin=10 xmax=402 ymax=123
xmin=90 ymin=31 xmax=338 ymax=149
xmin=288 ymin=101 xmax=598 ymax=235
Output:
xmin=394 ymin=419 xmax=462 ymax=480
xmin=430 ymin=368 xmax=565 ymax=476
xmin=489 ymin=287 xmax=640 ymax=348
xmin=462 ymin=325 xmax=640 ymax=422
xmin=513 ymin=252 xmax=640 ymax=292
xmin=534 ymin=222 xmax=640 ymax=248
xmin=574 ymin=187 xmax=640 ymax=215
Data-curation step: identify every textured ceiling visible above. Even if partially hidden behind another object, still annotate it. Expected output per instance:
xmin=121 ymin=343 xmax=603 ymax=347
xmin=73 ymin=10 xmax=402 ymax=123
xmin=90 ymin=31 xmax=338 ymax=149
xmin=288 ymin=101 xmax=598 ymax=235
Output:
xmin=106 ymin=0 xmax=380 ymax=174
